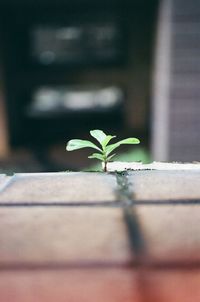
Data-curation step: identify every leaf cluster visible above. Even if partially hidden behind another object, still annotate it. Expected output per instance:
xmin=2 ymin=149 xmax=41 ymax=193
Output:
xmin=66 ymin=130 xmax=140 ymax=166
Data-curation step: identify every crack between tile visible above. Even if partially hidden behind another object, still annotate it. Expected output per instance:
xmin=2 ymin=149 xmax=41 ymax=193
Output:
xmin=115 ymin=171 xmax=147 ymax=262
xmin=1 ymin=260 xmax=200 ymax=271
xmin=0 ymin=201 xmax=126 ymax=207
xmin=0 ymin=261 xmax=132 ymax=271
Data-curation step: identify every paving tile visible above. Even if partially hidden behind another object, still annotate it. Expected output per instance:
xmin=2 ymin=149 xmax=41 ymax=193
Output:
xmin=133 ymin=205 xmax=200 ymax=262
xmin=0 ymin=172 xmax=117 ymax=203
xmin=0 ymin=207 xmax=132 ymax=265
xmin=136 ymin=269 xmax=200 ymax=302
xmin=107 ymin=162 xmax=200 ymax=172
xmin=0 ymin=268 xmax=138 ymax=302
xmin=1 ymin=268 xmax=200 ymax=302
xmin=128 ymin=170 xmax=200 ymax=200
xmin=0 ymin=174 xmax=10 ymax=191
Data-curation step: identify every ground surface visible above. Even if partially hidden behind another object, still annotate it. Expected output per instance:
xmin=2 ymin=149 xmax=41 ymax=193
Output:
xmin=0 ymin=166 xmax=200 ymax=301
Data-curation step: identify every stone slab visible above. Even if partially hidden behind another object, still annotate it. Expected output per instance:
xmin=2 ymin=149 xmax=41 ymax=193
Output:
xmin=128 ymin=170 xmax=200 ymax=200
xmin=107 ymin=161 xmax=200 ymax=172
xmin=0 ymin=172 xmax=117 ymax=203
xmin=1 ymin=269 xmax=200 ymax=302
xmin=0 ymin=207 xmax=132 ymax=265
xmin=137 ymin=269 xmax=200 ymax=302
xmin=0 ymin=268 xmax=138 ymax=302
xmin=134 ymin=205 xmax=200 ymax=262
xmin=0 ymin=174 xmax=9 ymax=191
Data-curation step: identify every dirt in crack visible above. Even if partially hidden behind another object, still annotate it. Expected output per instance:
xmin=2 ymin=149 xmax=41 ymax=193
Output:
xmin=115 ymin=171 xmax=133 ymax=204
xmin=115 ymin=171 xmax=147 ymax=258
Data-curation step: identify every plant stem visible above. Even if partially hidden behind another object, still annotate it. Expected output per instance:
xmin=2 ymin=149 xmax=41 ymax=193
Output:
xmin=104 ymin=161 xmax=107 ymax=172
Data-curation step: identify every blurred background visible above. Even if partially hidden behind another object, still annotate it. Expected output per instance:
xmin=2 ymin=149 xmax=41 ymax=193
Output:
xmin=0 ymin=0 xmax=199 ymax=173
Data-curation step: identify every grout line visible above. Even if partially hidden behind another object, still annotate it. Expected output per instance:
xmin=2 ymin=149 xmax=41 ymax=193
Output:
xmin=0 ymin=199 xmax=199 ymax=207
xmin=0 ymin=202 xmax=122 ymax=207
xmin=128 ymin=199 xmax=200 ymax=205
xmin=114 ymin=171 xmax=133 ymax=205
xmin=115 ymin=171 xmax=147 ymax=260
xmin=0 ymin=261 xmax=133 ymax=271
xmin=1 ymin=260 xmax=200 ymax=272
xmin=139 ymin=261 xmax=200 ymax=270
xmin=123 ymin=206 xmax=147 ymax=257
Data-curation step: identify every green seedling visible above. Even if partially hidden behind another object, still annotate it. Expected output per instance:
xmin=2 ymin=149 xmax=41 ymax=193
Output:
xmin=66 ymin=129 xmax=140 ymax=172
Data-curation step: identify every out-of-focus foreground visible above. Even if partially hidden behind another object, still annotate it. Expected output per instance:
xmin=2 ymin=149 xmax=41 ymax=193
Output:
xmin=0 ymin=167 xmax=200 ymax=302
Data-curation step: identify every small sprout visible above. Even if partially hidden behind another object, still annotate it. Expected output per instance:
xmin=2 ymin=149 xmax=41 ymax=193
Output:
xmin=66 ymin=129 xmax=140 ymax=172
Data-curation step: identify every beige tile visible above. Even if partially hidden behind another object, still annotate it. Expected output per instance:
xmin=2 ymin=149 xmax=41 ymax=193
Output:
xmin=134 ymin=205 xmax=200 ymax=262
xmin=135 ymin=269 xmax=200 ymax=302
xmin=0 ymin=268 xmax=138 ymax=302
xmin=0 ymin=207 xmax=131 ymax=265
xmin=128 ymin=170 xmax=200 ymax=200
xmin=0 ymin=172 xmax=117 ymax=203
xmin=1 ymin=268 xmax=200 ymax=302
xmin=0 ymin=174 xmax=10 ymax=190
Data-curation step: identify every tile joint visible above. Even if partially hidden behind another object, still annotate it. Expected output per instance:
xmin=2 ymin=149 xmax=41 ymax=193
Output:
xmin=115 ymin=171 xmax=147 ymax=262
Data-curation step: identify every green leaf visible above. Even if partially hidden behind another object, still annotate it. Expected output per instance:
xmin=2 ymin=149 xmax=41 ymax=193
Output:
xmin=117 ymin=138 xmax=140 ymax=145
xmin=107 ymin=153 xmax=116 ymax=161
xmin=101 ymin=135 xmax=116 ymax=149
xmin=66 ymin=139 xmax=101 ymax=151
xmin=105 ymin=137 xmax=140 ymax=156
xmin=88 ymin=153 xmax=104 ymax=161
xmin=90 ymin=130 xmax=107 ymax=145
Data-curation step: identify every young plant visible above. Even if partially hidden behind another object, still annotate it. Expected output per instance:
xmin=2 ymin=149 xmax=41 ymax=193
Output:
xmin=66 ymin=129 xmax=140 ymax=172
